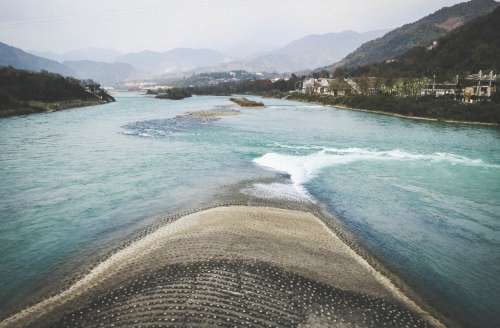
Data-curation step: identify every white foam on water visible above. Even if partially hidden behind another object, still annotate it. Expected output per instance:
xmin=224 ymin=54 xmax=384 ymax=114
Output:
xmin=241 ymin=183 xmax=314 ymax=203
xmin=122 ymin=131 xmax=153 ymax=137
xmin=269 ymin=142 xmax=324 ymax=151
xmin=252 ymin=145 xmax=498 ymax=200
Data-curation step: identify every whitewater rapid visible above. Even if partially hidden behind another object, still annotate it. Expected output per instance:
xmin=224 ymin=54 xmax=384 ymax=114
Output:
xmin=251 ymin=145 xmax=497 ymax=200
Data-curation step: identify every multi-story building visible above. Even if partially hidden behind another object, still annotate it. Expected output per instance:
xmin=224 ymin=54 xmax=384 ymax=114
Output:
xmin=462 ymin=70 xmax=497 ymax=103
xmin=300 ymin=71 xmax=497 ymax=103
xmin=302 ymin=78 xmax=354 ymax=97
xmin=302 ymin=78 xmax=335 ymax=95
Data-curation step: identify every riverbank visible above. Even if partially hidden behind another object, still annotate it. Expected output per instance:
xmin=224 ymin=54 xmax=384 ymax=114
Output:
xmin=0 ymin=66 xmax=115 ymax=118
xmin=0 ymin=206 xmax=445 ymax=328
xmin=0 ymin=99 xmax=113 ymax=118
xmin=286 ymin=93 xmax=500 ymax=126
xmin=334 ymin=103 xmax=499 ymax=126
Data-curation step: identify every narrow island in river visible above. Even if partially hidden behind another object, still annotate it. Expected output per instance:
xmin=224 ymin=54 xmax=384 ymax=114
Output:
xmin=148 ymin=87 xmax=193 ymax=100
xmin=230 ymin=97 xmax=265 ymax=107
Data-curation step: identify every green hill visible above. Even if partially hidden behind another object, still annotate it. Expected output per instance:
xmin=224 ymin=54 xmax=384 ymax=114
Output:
xmin=348 ymin=6 xmax=500 ymax=79
xmin=334 ymin=0 xmax=499 ymax=70
xmin=0 ymin=66 xmax=115 ymax=117
xmin=0 ymin=41 xmax=75 ymax=76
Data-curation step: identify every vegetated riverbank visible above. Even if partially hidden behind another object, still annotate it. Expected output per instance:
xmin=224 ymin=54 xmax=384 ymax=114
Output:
xmin=149 ymin=87 xmax=192 ymax=100
xmin=168 ymin=78 xmax=499 ymax=125
xmin=0 ymin=205 xmax=446 ymax=328
xmin=287 ymin=93 xmax=500 ymax=125
xmin=230 ymin=97 xmax=265 ymax=107
xmin=0 ymin=66 xmax=115 ymax=118
xmin=0 ymin=99 xmax=113 ymax=118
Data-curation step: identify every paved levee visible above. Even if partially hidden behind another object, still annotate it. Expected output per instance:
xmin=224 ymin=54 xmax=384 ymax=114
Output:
xmin=0 ymin=206 xmax=443 ymax=328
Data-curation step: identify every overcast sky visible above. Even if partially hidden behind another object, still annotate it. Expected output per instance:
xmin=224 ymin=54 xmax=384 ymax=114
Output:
xmin=0 ymin=0 xmax=468 ymax=56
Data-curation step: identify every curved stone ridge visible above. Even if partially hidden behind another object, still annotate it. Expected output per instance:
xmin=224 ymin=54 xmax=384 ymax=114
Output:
xmin=56 ymin=260 xmax=432 ymax=328
xmin=0 ymin=206 xmax=443 ymax=328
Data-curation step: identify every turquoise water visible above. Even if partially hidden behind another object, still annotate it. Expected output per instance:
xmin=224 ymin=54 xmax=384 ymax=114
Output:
xmin=0 ymin=93 xmax=499 ymax=327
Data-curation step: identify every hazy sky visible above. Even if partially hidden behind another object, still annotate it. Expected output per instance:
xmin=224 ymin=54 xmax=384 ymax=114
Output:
xmin=0 ymin=0 xmax=468 ymax=56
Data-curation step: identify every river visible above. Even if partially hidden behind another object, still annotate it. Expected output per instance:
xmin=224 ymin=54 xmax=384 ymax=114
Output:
xmin=0 ymin=93 xmax=499 ymax=327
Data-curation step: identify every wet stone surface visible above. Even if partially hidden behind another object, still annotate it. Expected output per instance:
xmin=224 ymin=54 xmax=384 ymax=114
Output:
xmin=123 ymin=106 xmax=239 ymax=137
xmin=50 ymin=260 xmax=432 ymax=328
xmin=123 ymin=116 xmax=218 ymax=137
xmin=2 ymin=206 xmax=442 ymax=328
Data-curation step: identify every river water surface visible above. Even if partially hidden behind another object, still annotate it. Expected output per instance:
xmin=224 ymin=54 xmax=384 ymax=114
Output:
xmin=0 ymin=93 xmax=499 ymax=327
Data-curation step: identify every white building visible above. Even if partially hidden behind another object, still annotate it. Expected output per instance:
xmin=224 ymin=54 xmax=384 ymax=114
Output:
xmin=302 ymin=78 xmax=354 ymax=97
xmin=302 ymin=78 xmax=335 ymax=95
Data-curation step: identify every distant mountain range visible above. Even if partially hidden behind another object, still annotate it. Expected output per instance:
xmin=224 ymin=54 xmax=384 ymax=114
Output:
xmin=31 ymin=47 xmax=228 ymax=78
xmin=116 ymin=48 xmax=228 ymax=74
xmin=330 ymin=0 xmax=499 ymax=70
xmin=3 ymin=0 xmax=498 ymax=85
xmin=33 ymin=47 xmax=122 ymax=63
xmin=348 ymin=6 xmax=500 ymax=78
xmin=0 ymin=42 xmax=75 ymax=76
xmin=1 ymin=43 xmax=230 ymax=84
xmin=195 ymin=30 xmax=388 ymax=73
xmin=63 ymin=60 xmax=141 ymax=86
xmin=0 ymin=42 xmax=140 ymax=86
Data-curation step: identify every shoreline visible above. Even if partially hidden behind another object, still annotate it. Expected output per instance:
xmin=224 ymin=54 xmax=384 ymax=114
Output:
xmin=0 ymin=99 xmax=114 ymax=118
xmin=284 ymin=96 xmax=499 ymax=127
xmin=0 ymin=204 xmax=448 ymax=328
xmin=334 ymin=104 xmax=500 ymax=126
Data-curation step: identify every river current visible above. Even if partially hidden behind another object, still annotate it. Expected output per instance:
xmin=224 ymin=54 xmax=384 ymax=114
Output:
xmin=0 ymin=93 xmax=499 ymax=327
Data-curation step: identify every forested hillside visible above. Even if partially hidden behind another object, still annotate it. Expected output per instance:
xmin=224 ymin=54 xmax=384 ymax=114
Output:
xmin=332 ymin=0 xmax=499 ymax=70
xmin=0 ymin=67 xmax=114 ymax=117
xmin=347 ymin=6 xmax=500 ymax=79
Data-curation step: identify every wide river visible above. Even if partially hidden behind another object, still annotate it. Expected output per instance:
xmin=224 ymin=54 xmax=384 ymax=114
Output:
xmin=0 ymin=93 xmax=499 ymax=327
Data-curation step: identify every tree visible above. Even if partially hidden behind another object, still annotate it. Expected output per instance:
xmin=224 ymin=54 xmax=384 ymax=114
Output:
xmin=492 ymin=89 xmax=500 ymax=103
xmin=333 ymin=68 xmax=348 ymax=79
xmin=312 ymin=70 xmax=330 ymax=79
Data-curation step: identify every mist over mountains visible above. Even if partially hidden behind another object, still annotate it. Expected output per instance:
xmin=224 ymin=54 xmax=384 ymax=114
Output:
xmin=193 ymin=30 xmax=389 ymax=74
xmin=63 ymin=60 xmax=141 ymax=86
xmin=115 ymin=48 xmax=228 ymax=74
xmin=1 ymin=0 xmax=498 ymax=86
xmin=0 ymin=29 xmax=388 ymax=84
xmin=0 ymin=42 xmax=75 ymax=76
xmin=32 ymin=48 xmax=123 ymax=63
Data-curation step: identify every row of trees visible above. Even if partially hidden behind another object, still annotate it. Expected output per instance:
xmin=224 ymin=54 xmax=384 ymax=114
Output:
xmin=181 ymin=74 xmax=302 ymax=96
xmin=288 ymin=93 xmax=500 ymax=123
xmin=0 ymin=66 xmax=114 ymax=116
xmin=0 ymin=67 xmax=113 ymax=103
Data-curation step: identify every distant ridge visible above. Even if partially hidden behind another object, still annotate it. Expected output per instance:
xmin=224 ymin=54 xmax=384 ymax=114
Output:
xmin=348 ymin=6 xmax=500 ymax=78
xmin=33 ymin=48 xmax=122 ymax=63
xmin=116 ymin=48 xmax=227 ymax=74
xmin=330 ymin=0 xmax=499 ymax=70
xmin=0 ymin=42 xmax=75 ymax=76
xmin=196 ymin=30 xmax=388 ymax=73
xmin=63 ymin=60 xmax=139 ymax=86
